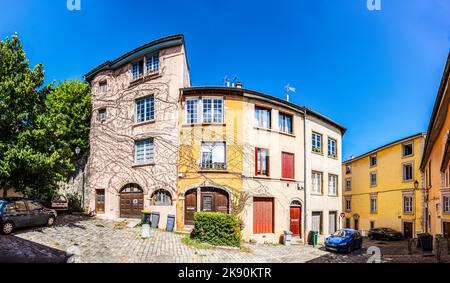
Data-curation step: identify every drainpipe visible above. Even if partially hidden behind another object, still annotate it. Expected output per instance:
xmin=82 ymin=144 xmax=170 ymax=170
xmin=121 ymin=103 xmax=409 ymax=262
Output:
xmin=303 ymin=108 xmax=308 ymax=242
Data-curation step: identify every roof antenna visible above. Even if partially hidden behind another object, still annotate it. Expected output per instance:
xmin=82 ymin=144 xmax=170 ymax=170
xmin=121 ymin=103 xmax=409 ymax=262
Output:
xmin=224 ymin=75 xmax=239 ymax=88
xmin=284 ymin=84 xmax=296 ymax=102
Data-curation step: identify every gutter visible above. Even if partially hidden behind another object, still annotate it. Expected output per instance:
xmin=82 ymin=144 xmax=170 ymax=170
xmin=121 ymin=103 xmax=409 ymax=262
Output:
xmin=303 ymin=108 xmax=308 ymax=243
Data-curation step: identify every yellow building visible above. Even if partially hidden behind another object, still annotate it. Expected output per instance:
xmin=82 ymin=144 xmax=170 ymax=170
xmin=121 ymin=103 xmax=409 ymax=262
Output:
xmin=420 ymin=53 xmax=450 ymax=237
xmin=342 ymin=133 xmax=426 ymax=238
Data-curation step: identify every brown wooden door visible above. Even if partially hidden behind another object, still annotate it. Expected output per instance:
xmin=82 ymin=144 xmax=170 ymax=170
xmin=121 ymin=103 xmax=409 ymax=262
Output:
xmin=354 ymin=219 xmax=359 ymax=231
xmin=443 ymin=222 xmax=450 ymax=238
xmin=290 ymin=206 xmax=301 ymax=237
xmin=185 ymin=190 xmax=197 ymax=225
xmin=95 ymin=190 xmax=105 ymax=213
xmin=403 ymin=222 xmax=413 ymax=239
xmin=120 ymin=191 xmax=143 ymax=218
xmin=214 ymin=190 xmax=229 ymax=214
xmin=253 ymin=197 xmax=274 ymax=234
xmin=201 ymin=193 xmax=214 ymax=212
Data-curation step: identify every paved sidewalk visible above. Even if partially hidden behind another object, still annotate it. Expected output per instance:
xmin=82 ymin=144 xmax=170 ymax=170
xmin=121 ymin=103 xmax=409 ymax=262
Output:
xmin=1 ymin=215 xmax=449 ymax=263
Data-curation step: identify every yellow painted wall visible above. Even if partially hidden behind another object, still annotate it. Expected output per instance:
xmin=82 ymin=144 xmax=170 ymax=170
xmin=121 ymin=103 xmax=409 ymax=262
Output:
xmin=422 ymin=92 xmax=450 ymax=236
xmin=342 ymin=134 xmax=425 ymax=235
xmin=176 ymin=94 xmax=245 ymax=229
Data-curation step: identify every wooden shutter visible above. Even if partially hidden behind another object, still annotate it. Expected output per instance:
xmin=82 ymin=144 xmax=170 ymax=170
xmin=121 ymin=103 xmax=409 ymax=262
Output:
xmin=282 ymin=152 xmax=295 ymax=179
xmin=253 ymin=197 xmax=274 ymax=234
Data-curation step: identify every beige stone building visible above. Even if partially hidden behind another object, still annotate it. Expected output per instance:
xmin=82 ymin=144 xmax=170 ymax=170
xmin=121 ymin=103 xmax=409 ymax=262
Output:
xmin=84 ymin=35 xmax=190 ymax=229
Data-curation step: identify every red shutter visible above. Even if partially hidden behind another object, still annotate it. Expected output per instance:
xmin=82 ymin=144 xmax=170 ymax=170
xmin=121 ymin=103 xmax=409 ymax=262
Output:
xmin=282 ymin=152 xmax=295 ymax=179
xmin=253 ymin=197 xmax=274 ymax=234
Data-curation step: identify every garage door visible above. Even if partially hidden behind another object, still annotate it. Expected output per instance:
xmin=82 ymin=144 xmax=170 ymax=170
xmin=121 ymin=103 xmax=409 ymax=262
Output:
xmin=253 ymin=197 xmax=274 ymax=234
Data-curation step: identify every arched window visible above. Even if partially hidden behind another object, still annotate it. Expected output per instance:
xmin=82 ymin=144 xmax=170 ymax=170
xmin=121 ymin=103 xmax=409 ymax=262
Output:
xmin=151 ymin=189 xmax=172 ymax=206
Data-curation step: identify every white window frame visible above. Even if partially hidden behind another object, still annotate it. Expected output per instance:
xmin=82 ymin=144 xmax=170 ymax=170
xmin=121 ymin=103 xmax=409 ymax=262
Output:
xmin=202 ymin=97 xmax=224 ymax=123
xmin=145 ymin=54 xmax=160 ymax=74
xmin=402 ymin=142 xmax=414 ymax=157
xmin=345 ymin=198 xmax=351 ymax=212
xmin=328 ymin=174 xmax=338 ymax=196
xmin=135 ymin=95 xmax=155 ymax=123
xmin=443 ymin=195 xmax=450 ymax=214
xmin=402 ymin=162 xmax=414 ymax=181
xmin=403 ymin=194 xmax=414 ymax=214
xmin=328 ymin=138 xmax=337 ymax=158
xmin=131 ymin=60 xmax=143 ymax=81
xmin=255 ymin=106 xmax=271 ymax=129
xmin=370 ymin=195 xmax=377 ymax=213
xmin=134 ymin=138 xmax=155 ymax=165
xmin=99 ymin=81 xmax=108 ymax=93
xmin=311 ymin=171 xmax=323 ymax=194
xmin=370 ymin=171 xmax=377 ymax=187
xmin=345 ymin=178 xmax=352 ymax=191
xmin=200 ymin=142 xmax=227 ymax=169
xmin=278 ymin=112 xmax=293 ymax=134
xmin=184 ymin=97 xmax=200 ymax=124
xmin=312 ymin=132 xmax=322 ymax=153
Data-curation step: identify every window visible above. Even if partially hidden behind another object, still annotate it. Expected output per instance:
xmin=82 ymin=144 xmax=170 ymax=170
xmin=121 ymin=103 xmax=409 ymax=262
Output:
xmin=255 ymin=148 xmax=270 ymax=176
xmin=312 ymin=132 xmax=322 ymax=153
xmin=403 ymin=162 xmax=413 ymax=181
xmin=200 ymin=142 xmax=226 ymax=170
xmin=345 ymin=198 xmax=351 ymax=212
xmin=135 ymin=139 xmax=154 ymax=164
xmin=443 ymin=196 xmax=450 ymax=213
xmin=345 ymin=178 xmax=352 ymax=191
xmin=370 ymin=155 xmax=377 ymax=167
xmin=99 ymin=81 xmax=108 ymax=92
xmin=279 ymin=113 xmax=293 ymax=134
xmin=370 ymin=221 xmax=375 ymax=229
xmin=131 ymin=60 xmax=144 ymax=80
xmin=151 ymin=189 xmax=172 ymax=206
xmin=345 ymin=164 xmax=351 ymax=174
xmin=136 ymin=96 xmax=155 ymax=123
xmin=255 ymin=107 xmax=271 ymax=129
xmin=203 ymin=98 xmax=224 ymax=123
xmin=328 ymin=174 xmax=338 ymax=196
xmin=370 ymin=195 xmax=377 ymax=213
xmin=14 ymin=201 xmax=27 ymax=212
xmin=403 ymin=195 xmax=413 ymax=213
xmin=328 ymin=212 xmax=337 ymax=234
xmin=27 ymin=201 xmax=42 ymax=211
xmin=311 ymin=212 xmax=323 ymax=234
xmin=281 ymin=152 xmax=295 ymax=179
xmin=311 ymin=171 xmax=323 ymax=194
xmin=403 ymin=143 xmax=413 ymax=157
xmin=370 ymin=171 xmax=377 ymax=186
xmin=185 ymin=99 xmax=198 ymax=124
xmin=98 ymin=108 xmax=107 ymax=122
xmin=146 ymin=55 xmax=159 ymax=74
xmin=328 ymin=138 xmax=337 ymax=158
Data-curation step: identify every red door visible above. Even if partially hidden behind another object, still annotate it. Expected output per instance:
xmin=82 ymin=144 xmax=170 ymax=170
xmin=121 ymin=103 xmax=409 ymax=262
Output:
xmin=281 ymin=152 xmax=295 ymax=179
xmin=290 ymin=207 xmax=301 ymax=237
xmin=253 ymin=197 xmax=274 ymax=234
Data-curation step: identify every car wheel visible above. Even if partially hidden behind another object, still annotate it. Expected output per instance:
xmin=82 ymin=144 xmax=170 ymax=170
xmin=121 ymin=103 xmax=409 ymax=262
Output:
xmin=47 ymin=216 xmax=56 ymax=227
xmin=1 ymin=221 xmax=14 ymax=235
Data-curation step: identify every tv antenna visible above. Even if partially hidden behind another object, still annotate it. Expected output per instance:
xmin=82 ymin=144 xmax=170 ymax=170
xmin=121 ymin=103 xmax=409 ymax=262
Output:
xmin=284 ymin=84 xmax=296 ymax=102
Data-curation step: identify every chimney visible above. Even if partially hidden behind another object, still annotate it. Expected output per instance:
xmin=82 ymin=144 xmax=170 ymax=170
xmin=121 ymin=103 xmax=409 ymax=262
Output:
xmin=236 ymin=81 xmax=242 ymax=88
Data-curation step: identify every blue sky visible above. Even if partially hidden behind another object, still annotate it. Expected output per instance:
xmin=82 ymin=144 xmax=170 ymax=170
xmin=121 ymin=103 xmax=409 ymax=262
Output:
xmin=1 ymin=0 xmax=449 ymax=160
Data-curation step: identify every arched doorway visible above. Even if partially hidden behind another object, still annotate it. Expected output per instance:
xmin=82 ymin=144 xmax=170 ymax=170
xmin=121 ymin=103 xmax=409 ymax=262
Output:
xmin=290 ymin=200 xmax=302 ymax=237
xmin=184 ymin=187 xmax=230 ymax=225
xmin=119 ymin=183 xmax=144 ymax=218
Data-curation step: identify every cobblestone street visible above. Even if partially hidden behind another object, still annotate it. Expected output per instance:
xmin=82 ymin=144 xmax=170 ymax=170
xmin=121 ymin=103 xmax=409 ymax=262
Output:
xmin=1 ymin=215 xmax=449 ymax=263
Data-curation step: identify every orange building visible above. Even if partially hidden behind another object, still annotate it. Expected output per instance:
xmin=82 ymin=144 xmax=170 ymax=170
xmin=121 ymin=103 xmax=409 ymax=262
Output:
xmin=420 ymin=52 xmax=450 ymax=237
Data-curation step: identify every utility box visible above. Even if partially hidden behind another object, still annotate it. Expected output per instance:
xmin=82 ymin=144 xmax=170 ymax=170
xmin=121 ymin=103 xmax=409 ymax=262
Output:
xmin=283 ymin=231 xmax=293 ymax=246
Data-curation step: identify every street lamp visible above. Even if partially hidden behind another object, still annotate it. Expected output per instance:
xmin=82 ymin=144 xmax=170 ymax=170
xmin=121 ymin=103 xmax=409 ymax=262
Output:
xmin=75 ymin=147 xmax=85 ymax=210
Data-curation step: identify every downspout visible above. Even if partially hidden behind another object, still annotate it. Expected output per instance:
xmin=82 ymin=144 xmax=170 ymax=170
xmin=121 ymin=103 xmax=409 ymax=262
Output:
xmin=303 ymin=108 xmax=308 ymax=243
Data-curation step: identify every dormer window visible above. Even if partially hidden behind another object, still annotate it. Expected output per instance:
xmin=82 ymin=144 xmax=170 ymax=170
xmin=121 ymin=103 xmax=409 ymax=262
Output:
xmin=131 ymin=60 xmax=144 ymax=80
xmin=146 ymin=55 xmax=159 ymax=74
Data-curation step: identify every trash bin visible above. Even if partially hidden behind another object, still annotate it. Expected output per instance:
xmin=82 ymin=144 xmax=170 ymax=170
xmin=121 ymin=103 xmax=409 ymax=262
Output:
xmin=166 ymin=214 xmax=175 ymax=232
xmin=283 ymin=231 xmax=293 ymax=246
xmin=418 ymin=233 xmax=433 ymax=252
xmin=150 ymin=212 xmax=160 ymax=229
xmin=307 ymin=231 xmax=319 ymax=246
xmin=141 ymin=210 xmax=152 ymax=225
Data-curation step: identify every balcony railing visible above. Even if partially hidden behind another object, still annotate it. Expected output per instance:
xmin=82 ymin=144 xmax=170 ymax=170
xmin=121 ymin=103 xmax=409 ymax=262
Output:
xmin=199 ymin=162 xmax=227 ymax=171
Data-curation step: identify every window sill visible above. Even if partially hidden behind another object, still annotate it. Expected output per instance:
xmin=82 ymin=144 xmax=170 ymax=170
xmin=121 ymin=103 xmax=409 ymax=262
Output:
xmin=402 ymin=212 xmax=414 ymax=215
xmin=198 ymin=170 xmax=229 ymax=173
xmin=133 ymin=120 xmax=156 ymax=128
xmin=402 ymin=179 xmax=414 ymax=183
xmin=254 ymin=126 xmax=273 ymax=132
xmin=311 ymin=150 xmax=323 ymax=156
xmin=279 ymin=131 xmax=295 ymax=138
xmin=183 ymin=123 xmax=226 ymax=127
xmin=129 ymin=72 xmax=162 ymax=87
xmin=254 ymin=175 xmax=271 ymax=180
xmin=402 ymin=154 xmax=414 ymax=159
xmin=311 ymin=192 xmax=323 ymax=196
xmin=328 ymin=155 xmax=338 ymax=160
xmin=132 ymin=163 xmax=155 ymax=168
xmin=328 ymin=194 xmax=339 ymax=197
xmin=280 ymin=178 xmax=296 ymax=182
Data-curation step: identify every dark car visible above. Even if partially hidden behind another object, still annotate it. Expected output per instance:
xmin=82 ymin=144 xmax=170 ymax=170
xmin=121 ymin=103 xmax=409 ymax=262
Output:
xmin=0 ymin=198 xmax=57 ymax=235
xmin=325 ymin=229 xmax=363 ymax=254
xmin=368 ymin=228 xmax=403 ymax=241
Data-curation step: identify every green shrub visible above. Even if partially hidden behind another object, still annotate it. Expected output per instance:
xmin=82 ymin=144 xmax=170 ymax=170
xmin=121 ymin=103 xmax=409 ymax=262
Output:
xmin=66 ymin=193 xmax=83 ymax=213
xmin=191 ymin=212 xmax=241 ymax=247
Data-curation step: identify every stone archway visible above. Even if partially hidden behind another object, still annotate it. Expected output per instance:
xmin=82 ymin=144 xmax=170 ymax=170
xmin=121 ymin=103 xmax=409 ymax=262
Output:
xmin=119 ymin=183 xmax=144 ymax=218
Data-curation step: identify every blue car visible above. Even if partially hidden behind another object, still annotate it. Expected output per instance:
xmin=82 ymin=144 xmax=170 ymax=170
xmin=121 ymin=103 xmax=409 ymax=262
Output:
xmin=325 ymin=229 xmax=363 ymax=253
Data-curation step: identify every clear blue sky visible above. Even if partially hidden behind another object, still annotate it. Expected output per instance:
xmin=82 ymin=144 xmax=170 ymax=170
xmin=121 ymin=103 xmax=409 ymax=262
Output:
xmin=1 ymin=0 xmax=449 ymax=160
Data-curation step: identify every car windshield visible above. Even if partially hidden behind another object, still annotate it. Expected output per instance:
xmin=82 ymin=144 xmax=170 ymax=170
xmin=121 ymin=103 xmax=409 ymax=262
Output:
xmin=332 ymin=230 xmax=352 ymax=238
